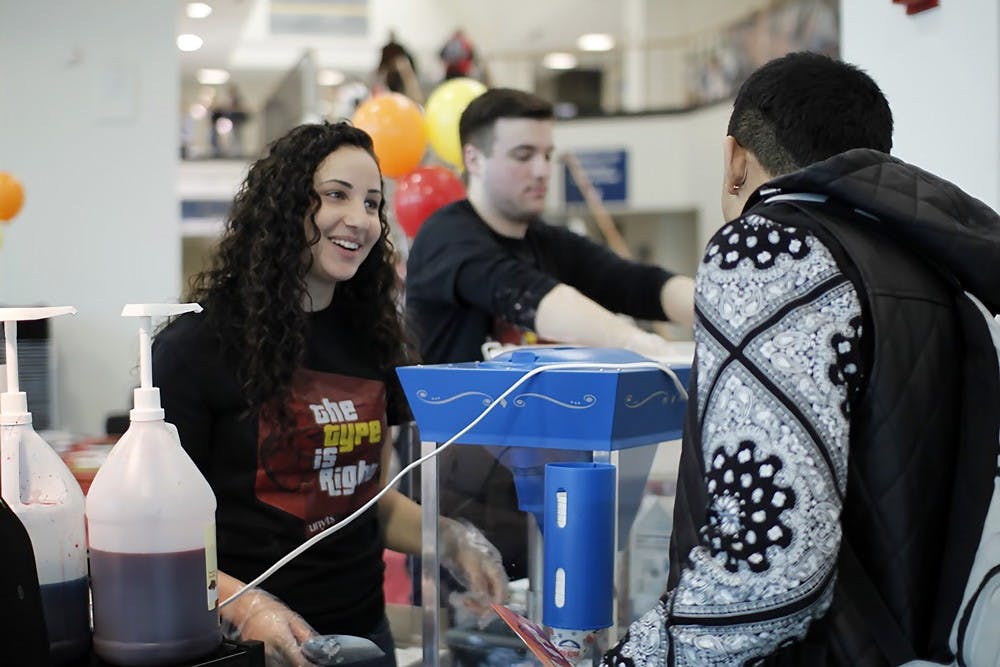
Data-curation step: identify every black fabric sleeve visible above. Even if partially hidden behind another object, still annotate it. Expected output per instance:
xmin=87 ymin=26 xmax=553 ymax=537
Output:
xmin=407 ymin=208 xmax=559 ymax=330
xmin=454 ymin=247 xmax=559 ymax=331
xmin=151 ymin=323 xmax=215 ymax=472
xmin=537 ymin=224 xmax=675 ymax=321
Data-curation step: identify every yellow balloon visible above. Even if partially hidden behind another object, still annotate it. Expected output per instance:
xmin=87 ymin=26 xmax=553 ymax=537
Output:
xmin=424 ymin=78 xmax=487 ymax=168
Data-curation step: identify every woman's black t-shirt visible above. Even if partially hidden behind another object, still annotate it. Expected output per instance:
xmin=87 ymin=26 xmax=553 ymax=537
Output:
xmin=152 ymin=299 xmax=408 ymax=635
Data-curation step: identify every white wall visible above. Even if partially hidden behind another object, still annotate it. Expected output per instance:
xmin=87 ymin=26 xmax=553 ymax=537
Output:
xmin=0 ymin=1 xmax=179 ymax=435
xmin=842 ymin=0 xmax=1000 ymax=210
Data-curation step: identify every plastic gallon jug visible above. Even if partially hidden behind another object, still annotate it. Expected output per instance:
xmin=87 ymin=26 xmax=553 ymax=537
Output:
xmin=86 ymin=303 xmax=221 ymax=666
xmin=0 ymin=306 xmax=90 ymax=664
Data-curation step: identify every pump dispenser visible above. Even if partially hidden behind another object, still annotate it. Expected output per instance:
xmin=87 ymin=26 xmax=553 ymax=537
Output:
xmin=0 ymin=306 xmax=90 ymax=664
xmin=86 ymin=303 xmax=221 ymax=666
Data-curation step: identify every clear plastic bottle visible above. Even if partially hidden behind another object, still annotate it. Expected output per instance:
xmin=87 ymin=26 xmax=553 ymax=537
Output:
xmin=86 ymin=303 xmax=221 ymax=666
xmin=0 ymin=306 xmax=90 ymax=664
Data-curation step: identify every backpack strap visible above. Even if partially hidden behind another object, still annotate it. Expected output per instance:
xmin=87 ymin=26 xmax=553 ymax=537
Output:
xmin=838 ymin=537 xmax=917 ymax=665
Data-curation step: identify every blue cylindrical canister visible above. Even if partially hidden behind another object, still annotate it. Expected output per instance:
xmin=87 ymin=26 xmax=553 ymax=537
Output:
xmin=543 ymin=461 xmax=615 ymax=631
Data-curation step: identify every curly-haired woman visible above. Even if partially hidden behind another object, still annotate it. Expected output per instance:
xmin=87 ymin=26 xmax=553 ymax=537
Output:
xmin=153 ymin=122 xmax=506 ymax=666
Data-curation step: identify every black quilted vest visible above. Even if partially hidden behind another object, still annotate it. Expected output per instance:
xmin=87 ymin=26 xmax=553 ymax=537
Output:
xmin=668 ymin=196 xmax=999 ymax=666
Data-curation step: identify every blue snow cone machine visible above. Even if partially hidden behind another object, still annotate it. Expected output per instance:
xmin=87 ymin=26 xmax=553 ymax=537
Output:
xmin=396 ymin=346 xmax=691 ymax=666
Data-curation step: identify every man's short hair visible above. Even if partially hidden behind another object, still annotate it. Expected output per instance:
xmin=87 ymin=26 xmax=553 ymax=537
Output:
xmin=459 ymin=88 xmax=554 ymax=156
xmin=728 ymin=52 xmax=893 ymax=176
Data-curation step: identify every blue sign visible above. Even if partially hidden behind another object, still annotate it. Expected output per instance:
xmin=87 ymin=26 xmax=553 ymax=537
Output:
xmin=563 ymin=149 xmax=628 ymax=205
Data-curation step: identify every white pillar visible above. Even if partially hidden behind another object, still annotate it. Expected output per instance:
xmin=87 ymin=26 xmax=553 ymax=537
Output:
xmin=622 ymin=0 xmax=648 ymax=112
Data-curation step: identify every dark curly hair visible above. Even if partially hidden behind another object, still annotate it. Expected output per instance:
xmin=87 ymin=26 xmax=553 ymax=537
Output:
xmin=186 ymin=121 xmax=416 ymax=421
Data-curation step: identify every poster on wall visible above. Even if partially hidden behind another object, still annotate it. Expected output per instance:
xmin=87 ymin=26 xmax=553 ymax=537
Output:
xmin=686 ymin=0 xmax=839 ymax=106
xmin=563 ymin=149 xmax=628 ymax=207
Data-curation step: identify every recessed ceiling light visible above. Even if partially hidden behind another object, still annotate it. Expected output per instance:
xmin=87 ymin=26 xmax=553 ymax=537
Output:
xmin=577 ymin=33 xmax=614 ymax=52
xmin=317 ymin=69 xmax=346 ymax=87
xmin=186 ymin=2 xmax=213 ymax=19
xmin=197 ymin=68 xmax=230 ymax=85
xmin=542 ymin=52 xmax=577 ymax=70
xmin=176 ymin=34 xmax=204 ymax=52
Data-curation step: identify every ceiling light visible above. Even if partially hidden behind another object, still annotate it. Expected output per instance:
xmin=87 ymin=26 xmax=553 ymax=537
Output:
xmin=577 ymin=33 xmax=615 ymax=52
xmin=317 ymin=69 xmax=346 ymax=87
xmin=197 ymin=68 xmax=230 ymax=85
xmin=186 ymin=2 xmax=213 ymax=19
xmin=176 ymin=34 xmax=204 ymax=52
xmin=542 ymin=52 xmax=577 ymax=70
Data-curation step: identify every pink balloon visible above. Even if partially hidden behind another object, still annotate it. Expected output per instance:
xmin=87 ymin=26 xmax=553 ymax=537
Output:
xmin=394 ymin=166 xmax=465 ymax=238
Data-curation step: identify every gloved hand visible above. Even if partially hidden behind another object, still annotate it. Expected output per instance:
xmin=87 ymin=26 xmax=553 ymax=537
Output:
xmin=620 ymin=327 xmax=674 ymax=360
xmin=221 ymin=588 xmax=320 ymax=667
xmin=440 ymin=517 xmax=509 ymax=626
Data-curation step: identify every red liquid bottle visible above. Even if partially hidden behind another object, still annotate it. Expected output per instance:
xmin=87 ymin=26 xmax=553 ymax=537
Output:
xmin=1 ymin=307 xmax=90 ymax=664
xmin=86 ymin=304 xmax=220 ymax=666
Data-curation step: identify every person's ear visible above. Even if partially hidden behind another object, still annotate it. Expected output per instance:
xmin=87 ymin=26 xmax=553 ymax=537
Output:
xmin=723 ymin=135 xmax=749 ymax=197
xmin=462 ymin=143 xmax=481 ymax=177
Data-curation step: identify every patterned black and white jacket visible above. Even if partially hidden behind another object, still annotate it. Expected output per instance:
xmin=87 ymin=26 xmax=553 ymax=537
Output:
xmin=604 ymin=150 xmax=1000 ymax=666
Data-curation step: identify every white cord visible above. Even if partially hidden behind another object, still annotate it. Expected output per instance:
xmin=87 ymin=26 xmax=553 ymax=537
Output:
xmin=220 ymin=359 xmax=687 ymax=608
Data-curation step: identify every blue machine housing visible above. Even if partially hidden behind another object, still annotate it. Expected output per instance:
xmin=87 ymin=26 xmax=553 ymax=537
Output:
xmin=396 ymin=347 xmax=690 ymax=451
xmin=544 ymin=462 xmax=616 ymax=631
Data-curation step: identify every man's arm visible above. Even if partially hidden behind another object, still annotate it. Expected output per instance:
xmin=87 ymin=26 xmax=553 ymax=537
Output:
xmin=544 ymin=224 xmax=693 ymax=325
xmin=535 ymin=283 xmax=674 ymax=357
xmin=409 ymin=211 xmax=691 ymax=357
xmin=604 ymin=214 xmax=865 ymax=666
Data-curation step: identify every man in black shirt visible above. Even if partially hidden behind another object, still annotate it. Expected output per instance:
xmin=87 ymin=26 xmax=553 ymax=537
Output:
xmin=405 ymin=88 xmax=695 ymax=577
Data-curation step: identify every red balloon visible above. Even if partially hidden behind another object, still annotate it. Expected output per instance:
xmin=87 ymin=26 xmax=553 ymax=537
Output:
xmin=394 ymin=166 xmax=465 ymax=238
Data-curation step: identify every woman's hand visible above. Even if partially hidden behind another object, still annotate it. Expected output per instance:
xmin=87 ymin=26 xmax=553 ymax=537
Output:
xmin=439 ymin=517 xmax=510 ymax=623
xmin=222 ymin=587 xmax=319 ymax=667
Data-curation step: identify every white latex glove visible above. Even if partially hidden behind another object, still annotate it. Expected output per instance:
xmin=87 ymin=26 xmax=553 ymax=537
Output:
xmin=535 ymin=284 xmax=673 ymax=358
xmin=620 ymin=327 xmax=676 ymax=359
xmin=440 ymin=517 xmax=509 ymax=625
xmin=222 ymin=588 xmax=319 ymax=667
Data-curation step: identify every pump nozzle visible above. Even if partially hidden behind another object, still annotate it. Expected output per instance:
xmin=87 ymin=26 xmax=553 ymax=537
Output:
xmin=121 ymin=303 xmax=202 ymax=421
xmin=0 ymin=306 xmax=77 ymax=424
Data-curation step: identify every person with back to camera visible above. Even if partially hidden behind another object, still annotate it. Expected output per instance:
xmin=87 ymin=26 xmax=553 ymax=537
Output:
xmin=405 ymin=87 xmax=697 ymax=580
xmin=152 ymin=122 xmax=508 ymax=667
xmin=602 ymin=52 xmax=1000 ymax=666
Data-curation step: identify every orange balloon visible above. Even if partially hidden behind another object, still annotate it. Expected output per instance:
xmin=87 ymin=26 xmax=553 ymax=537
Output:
xmin=0 ymin=172 xmax=25 ymax=222
xmin=351 ymin=93 xmax=427 ymax=179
